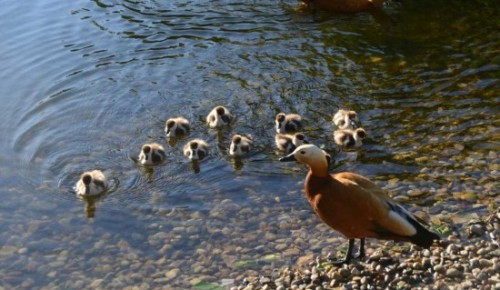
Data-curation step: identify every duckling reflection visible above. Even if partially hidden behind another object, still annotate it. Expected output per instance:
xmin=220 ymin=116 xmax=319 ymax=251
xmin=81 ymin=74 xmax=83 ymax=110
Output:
xmin=334 ymin=128 xmax=366 ymax=149
xmin=275 ymin=132 xmax=309 ymax=154
xmin=275 ymin=112 xmax=302 ymax=133
xmin=229 ymin=134 xmax=252 ymax=157
xmin=165 ymin=117 xmax=190 ymax=138
xmin=138 ymin=143 xmax=166 ymax=165
xmin=183 ymin=139 xmax=209 ymax=161
xmin=206 ymin=106 xmax=231 ymax=128
xmin=333 ymin=109 xmax=359 ymax=130
xmin=75 ymin=170 xmax=107 ymax=196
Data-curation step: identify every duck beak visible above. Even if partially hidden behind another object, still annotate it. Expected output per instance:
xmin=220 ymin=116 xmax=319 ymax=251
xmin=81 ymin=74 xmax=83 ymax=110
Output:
xmin=279 ymin=153 xmax=296 ymax=162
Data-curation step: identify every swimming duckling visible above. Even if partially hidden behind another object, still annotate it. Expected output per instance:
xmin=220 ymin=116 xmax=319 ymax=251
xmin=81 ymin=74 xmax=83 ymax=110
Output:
xmin=75 ymin=170 xmax=107 ymax=196
xmin=206 ymin=106 xmax=231 ymax=128
xmin=334 ymin=128 xmax=366 ymax=149
xmin=333 ymin=109 xmax=359 ymax=130
xmin=275 ymin=112 xmax=302 ymax=133
xmin=138 ymin=143 xmax=166 ymax=165
xmin=183 ymin=139 xmax=209 ymax=161
xmin=280 ymin=144 xmax=440 ymax=264
xmin=275 ymin=132 xmax=309 ymax=154
xmin=229 ymin=134 xmax=252 ymax=157
xmin=165 ymin=117 xmax=190 ymax=138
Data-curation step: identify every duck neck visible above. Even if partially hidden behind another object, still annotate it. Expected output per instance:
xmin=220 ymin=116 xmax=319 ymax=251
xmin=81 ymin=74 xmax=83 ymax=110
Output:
xmin=308 ymin=161 xmax=329 ymax=178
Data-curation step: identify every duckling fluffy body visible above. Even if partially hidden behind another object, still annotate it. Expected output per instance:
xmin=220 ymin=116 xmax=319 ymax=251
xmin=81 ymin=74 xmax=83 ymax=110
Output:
xmin=275 ymin=132 xmax=309 ymax=154
xmin=138 ymin=143 xmax=166 ymax=165
xmin=229 ymin=134 xmax=252 ymax=157
xmin=184 ymin=139 xmax=209 ymax=161
xmin=75 ymin=170 xmax=107 ymax=196
xmin=334 ymin=128 xmax=366 ymax=148
xmin=206 ymin=106 xmax=231 ymax=128
xmin=280 ymin=144 xmax=439 ymax=263
xmin=165 ymin=117 xmax=190 ymax=137
xmin=333 ymin=109 xmax=359 ymax=130
xmin=275 ymin=112 xmax=302 ymax=134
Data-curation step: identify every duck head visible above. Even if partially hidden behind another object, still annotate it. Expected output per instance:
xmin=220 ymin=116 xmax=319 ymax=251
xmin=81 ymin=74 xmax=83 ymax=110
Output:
xmin=165 ymin=117 xmax=190 ymax=138
xmin=76 ymin=170 xmax=107 ymax=196
xmin=279 ymin=144 xmax=329 ymax=177
xmin=138 ymin=143 xmax=166 ymax=165
xmin=184 ymin=139 xmax=209 ymax=161
xmin=229 ymin=134 xmax=251 ymax=156
xmin=207 ymin=106 xmax=231 ymax=128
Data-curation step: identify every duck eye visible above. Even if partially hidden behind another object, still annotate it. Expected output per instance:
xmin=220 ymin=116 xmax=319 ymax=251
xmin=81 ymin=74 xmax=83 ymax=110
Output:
xmin=339 ymin=120 xmax=345 ymax=126
xmin=300 ymin=151 xmax=305 ymax=155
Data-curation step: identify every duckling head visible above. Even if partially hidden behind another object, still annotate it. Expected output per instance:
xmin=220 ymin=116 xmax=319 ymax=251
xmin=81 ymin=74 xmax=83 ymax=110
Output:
xmin=229 ymin=134 xmax=251 ymax=156
xmin=292 ymin=133 xmax=309 ymax=146
xmin=207 ymin=106 xmax=231 ymax=128
xmin=275 ymin=113 xmax=286 ymax=132
xmin=76 ymin=170 xmax=107 ymax=196
xmin=139 ymin=143 xmax=166 ymax=165
xmin=184 ymin=140 xmax=208 ymax=161
xmin=165 ymin=120 xmax=176 ymax=137
xmin=354 ymin=128 xmax=366 ymax=140
xmin=280 ymin=144 xmax=329 ymax=177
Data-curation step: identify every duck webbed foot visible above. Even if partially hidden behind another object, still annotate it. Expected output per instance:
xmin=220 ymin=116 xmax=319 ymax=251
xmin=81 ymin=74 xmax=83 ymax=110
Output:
xmin=327 ymin=238 xmax=365 ymax=265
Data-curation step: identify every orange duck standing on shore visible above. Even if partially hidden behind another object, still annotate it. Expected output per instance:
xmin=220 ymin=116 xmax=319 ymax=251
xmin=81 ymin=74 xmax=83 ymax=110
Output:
xmin=280 ymin=144 xmax=440 ymax=264
xmin=301 ymin=0 xmax=385 ymax=13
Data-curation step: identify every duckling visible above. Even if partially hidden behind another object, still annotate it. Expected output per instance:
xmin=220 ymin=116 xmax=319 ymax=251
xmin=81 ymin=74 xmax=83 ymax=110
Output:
xmin=334 ymin=128 xmax=366 ymax=149
xmin=206 ymin=106 xmax=231 ymax=128
xmin=275 ymin=112 xmax=302 ymax=133
xmin=280 ymin=144 xmax=440 ymax=264
xmin=300 ymin=0 xmax=384 ymax=13
xmin=183 ymin=139 xmax=209 ymax=161
xmin=333 ymin=109 xmax=359 ymax=130
xmin=229 ymin=134 xmax=252 ymax=157
xmin=275 ymin=132 xmax=309 ymax=154
xmin=165 ymin=117 xmax=190 ymax=137
xmin=138 ymin=143 xmax=166 ymax=165
xmin=75 ymin=170 xmax=107 ymax=196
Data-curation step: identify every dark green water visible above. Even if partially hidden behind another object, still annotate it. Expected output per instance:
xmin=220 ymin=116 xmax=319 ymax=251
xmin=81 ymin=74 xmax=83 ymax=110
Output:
xmin=0 ymin=0 xmax=498 ymax=288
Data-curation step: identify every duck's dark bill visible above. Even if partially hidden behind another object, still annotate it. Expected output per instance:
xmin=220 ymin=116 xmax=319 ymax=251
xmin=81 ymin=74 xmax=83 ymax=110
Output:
xmin=279 ymin=155 xmax=296 ymax=162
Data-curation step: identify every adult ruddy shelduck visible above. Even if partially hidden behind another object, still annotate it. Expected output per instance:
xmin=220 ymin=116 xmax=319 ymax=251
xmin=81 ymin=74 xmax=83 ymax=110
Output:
xmin=280 ymin=144 xmax=439 ymax=264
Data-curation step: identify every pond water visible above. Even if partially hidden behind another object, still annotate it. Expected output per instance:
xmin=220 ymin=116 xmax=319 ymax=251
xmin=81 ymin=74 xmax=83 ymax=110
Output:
xmin=0 ymin=0 xmax=498 ymax=288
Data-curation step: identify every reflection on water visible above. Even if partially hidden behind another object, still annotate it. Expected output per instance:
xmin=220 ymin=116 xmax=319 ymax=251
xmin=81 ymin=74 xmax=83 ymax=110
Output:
xmin=0 ymin=0 xmax=498 ymax=288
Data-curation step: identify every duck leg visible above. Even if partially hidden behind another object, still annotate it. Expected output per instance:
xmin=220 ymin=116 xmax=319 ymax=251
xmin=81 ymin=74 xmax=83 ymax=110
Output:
xmin=353 ymin=238 xmax=365 ymax=259
xmin=327 ymin=239 xmax=355 ymax=265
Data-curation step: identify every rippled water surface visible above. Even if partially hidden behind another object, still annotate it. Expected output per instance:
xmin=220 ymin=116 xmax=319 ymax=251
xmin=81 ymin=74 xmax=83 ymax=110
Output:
xmin=0 ymin=0 xmax=498 ymax=288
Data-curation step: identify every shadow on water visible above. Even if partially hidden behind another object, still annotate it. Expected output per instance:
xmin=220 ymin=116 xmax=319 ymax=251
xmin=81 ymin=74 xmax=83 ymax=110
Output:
xmin=0 ymin=0 xmax=498 ymax=288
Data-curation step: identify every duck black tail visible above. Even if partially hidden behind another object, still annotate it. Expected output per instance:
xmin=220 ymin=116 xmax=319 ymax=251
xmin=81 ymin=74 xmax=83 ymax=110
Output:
xmin=387 ymin=202 xmax=440 ymax=248
xmin=408 ymin=217 xmax=440 ymax=248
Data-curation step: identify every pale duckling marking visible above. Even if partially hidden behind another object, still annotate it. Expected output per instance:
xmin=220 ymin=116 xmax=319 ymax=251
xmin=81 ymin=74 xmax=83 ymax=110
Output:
xmin=333 ymin=109 xmax=359 ymax=130
xmin=138 ymin=143 xmax=166 ymax=165
xmin=334 ymin=128 xmax=366 ymax=149
xmin=165 ymin=117 xmax=190 ymax=138
xmin=275 ymin=132 xmax=309 ymax=154
xmin=280 ymin=144 xmax=439 ymax=264
xmin=275 ymin=112 xmax=302 ymax=133
xmin=229 ymin=134 xmax=252 ymax=157
xmin=183 ymin=139 xmax=209 ymax=161
xmin=206 ymin=106 xmax=231 ymax=128
xmin=75 ymin=170 xmax=107 ymax=196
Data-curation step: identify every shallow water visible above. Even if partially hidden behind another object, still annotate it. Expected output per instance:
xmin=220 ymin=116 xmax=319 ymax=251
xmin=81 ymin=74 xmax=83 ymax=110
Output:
xmin=0 ymin=0 xmax=498 ymax=288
